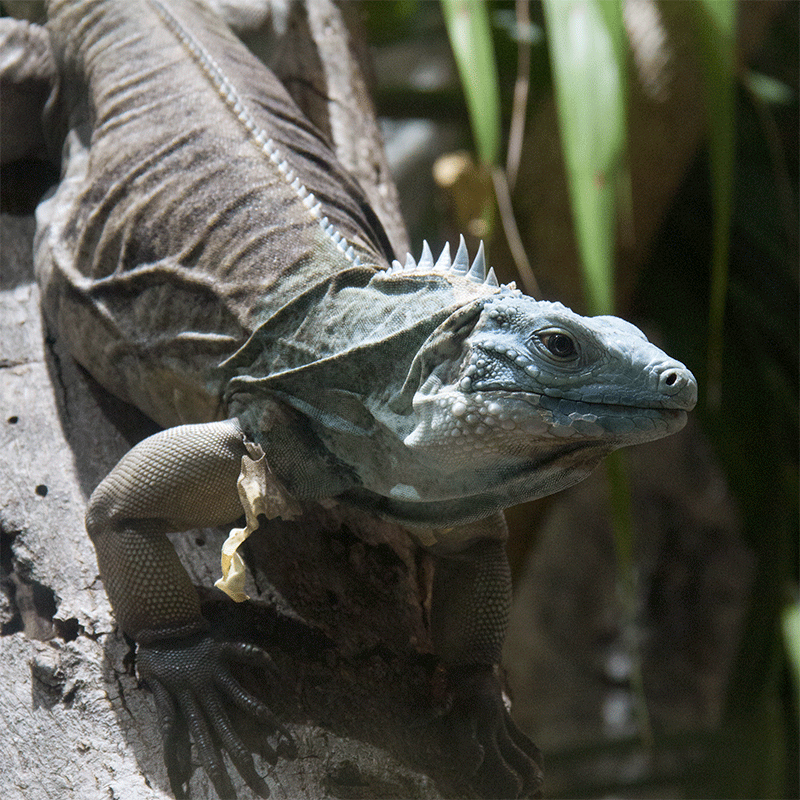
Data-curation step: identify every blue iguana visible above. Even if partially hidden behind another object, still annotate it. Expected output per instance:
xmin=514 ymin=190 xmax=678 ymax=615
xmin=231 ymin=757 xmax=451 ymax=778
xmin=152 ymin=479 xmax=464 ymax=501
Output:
xmin=34 ymin=0 xmax=697 ymax=797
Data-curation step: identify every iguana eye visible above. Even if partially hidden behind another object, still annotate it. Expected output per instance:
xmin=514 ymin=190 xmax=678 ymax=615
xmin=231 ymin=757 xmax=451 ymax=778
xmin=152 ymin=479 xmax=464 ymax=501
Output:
xmin=540 ymin=331 xmax=577 ymax=358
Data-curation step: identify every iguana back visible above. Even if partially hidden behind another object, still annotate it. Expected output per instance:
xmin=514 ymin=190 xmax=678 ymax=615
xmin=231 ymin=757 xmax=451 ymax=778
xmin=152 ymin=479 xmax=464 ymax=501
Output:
xmin=37 ymin=0 xmax=395 ymax=426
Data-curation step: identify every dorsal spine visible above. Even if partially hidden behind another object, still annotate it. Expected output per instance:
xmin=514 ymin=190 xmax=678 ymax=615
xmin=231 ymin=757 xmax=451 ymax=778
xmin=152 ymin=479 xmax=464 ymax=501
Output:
xmin=147 ymin=0 xmax=362 ymax=266
xmin=389 ymin=235 xmax=504 ymax=289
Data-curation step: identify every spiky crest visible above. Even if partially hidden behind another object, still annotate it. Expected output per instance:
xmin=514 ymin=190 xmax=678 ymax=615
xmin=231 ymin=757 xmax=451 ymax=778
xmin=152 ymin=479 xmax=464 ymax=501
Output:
xmin=387 ymin=235 xmax=515 ymax=290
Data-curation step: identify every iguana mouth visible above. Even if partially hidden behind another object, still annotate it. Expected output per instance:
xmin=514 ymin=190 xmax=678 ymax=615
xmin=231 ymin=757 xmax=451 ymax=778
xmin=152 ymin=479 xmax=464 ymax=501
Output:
xmin=527 ymin=392 xmax=690 ymax=438
xmin=458 ymin=387 xmax=689 ymax=431
xmin=470 ymin=384 xmax=695 ymax=413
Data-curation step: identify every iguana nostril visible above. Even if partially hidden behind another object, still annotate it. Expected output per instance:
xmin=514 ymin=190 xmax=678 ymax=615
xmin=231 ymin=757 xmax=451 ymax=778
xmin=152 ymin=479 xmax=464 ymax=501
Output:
xmin=660 ymin=368 xmax=685 ymax=391
xmin=657 ymin=366 xmax=698 ymax=408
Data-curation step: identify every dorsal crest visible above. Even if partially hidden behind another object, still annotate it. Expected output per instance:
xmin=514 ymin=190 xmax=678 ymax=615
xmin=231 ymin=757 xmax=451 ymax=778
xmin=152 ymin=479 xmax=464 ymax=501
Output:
xmin=387 ymin=235 xmax=519 ymax=291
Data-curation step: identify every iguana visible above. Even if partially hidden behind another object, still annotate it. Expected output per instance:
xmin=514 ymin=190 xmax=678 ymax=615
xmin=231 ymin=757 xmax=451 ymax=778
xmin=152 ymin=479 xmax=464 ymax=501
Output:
xmin=33 ymin=0 xmax=697 ymax=797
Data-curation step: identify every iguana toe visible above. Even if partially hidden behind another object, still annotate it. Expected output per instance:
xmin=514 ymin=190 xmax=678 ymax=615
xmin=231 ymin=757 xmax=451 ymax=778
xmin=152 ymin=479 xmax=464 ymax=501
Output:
xmin=137 ymin=633 xmax=290 ymax=798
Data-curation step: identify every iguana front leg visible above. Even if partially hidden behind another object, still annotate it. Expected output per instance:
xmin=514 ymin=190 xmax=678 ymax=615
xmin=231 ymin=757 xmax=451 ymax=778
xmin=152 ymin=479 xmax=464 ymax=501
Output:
xmin=86 ymin=418 xmax=293 ymax=798
xmin=431 ymin=519 xmax=543 ymax=798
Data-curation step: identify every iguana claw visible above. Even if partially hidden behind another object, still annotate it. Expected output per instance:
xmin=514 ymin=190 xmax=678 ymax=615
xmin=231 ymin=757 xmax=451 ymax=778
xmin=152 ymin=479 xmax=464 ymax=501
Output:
xmin=137 ymin=634 xmax=295 ymax=799
xmin=445 ymin=665 xmax=543 ymax=799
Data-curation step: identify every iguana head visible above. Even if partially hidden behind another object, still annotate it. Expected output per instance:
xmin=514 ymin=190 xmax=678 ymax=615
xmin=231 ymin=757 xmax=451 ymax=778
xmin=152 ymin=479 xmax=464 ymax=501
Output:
xmin=403 ymin=290 xmax=696 ymax=463
xmin=343 ymin=240 xmax=697 ymax=525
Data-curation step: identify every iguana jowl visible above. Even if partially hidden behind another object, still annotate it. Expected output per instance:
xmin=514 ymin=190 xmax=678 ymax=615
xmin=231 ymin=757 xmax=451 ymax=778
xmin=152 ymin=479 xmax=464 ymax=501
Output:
xmin=34 ymin=0 xmax=698 ymax=797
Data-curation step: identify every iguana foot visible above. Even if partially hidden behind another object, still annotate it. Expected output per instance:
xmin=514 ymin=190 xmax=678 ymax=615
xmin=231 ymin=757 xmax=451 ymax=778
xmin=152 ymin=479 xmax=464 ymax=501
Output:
xmin=136 ymin=634 xmax=296 ymax=799
xmin=444 ymin=664 xmax=543 ymax=799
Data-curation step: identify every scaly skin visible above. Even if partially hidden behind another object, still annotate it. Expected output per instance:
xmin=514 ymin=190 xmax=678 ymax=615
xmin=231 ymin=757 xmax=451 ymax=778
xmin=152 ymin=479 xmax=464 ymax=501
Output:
xmin=36 ymin=0 xmax=697 ymax=797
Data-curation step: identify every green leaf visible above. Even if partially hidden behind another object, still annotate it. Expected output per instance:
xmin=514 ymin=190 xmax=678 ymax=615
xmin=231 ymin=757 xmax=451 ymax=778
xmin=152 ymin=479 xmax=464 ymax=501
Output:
xmin=441 ymin=0 xmax=501 ymax=166
xmin=687 ymin=0 xmax=737 ymax=408
xmin=542 ymin=0 xmax=628 ymax=316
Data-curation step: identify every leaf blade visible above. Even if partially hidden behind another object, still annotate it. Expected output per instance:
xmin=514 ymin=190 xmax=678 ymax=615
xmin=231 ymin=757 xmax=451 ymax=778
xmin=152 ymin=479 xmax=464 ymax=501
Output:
xmin=441 ymin=0 xmax=501 ymax=166
xmin=542 ymin=0 xmax=628 ymax=315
